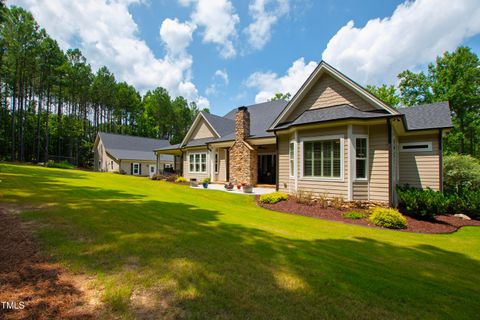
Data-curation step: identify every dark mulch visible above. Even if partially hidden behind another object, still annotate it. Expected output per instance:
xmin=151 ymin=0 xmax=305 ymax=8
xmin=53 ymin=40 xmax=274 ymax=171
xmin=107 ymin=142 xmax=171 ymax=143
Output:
xmin=0 ymin=208 xmax=94 ymax=320
xmin=257 ymin=196 xmax=480 ymax=234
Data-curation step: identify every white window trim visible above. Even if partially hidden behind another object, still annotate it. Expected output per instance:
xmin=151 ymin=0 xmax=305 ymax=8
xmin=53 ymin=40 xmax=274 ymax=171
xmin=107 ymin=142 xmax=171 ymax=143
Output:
xmin=289 ymin=140 xmax=296 ymax=178
xmin=399 ymin=141 xmax=432 ymax=152
xmin=188 ymin=152 xmax=207 ymax=173
xmin=353 ymin=135 xmax=369 ymax=181
xmin=300 ymin=135 xmax=345 ymax=181
xmin=132 ymin=163 xmax=140 ymax=175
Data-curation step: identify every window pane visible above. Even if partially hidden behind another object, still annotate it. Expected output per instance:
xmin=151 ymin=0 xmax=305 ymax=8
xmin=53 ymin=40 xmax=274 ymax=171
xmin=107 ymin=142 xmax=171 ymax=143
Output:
xmin=290 ymin=159 xmax=294 ymax=176
xmin=289 ymin=142 xmax=294 ymax=157
xmin=313 ymin=142 xmax=322 ymax=176
xmin=322 ymin=141 xmax=332 ymax=177
xmin=356 ymin=159 xmax=366 ymax=179
xmin=356 ymin=138 xmax=366 ymax=158
xmin=304 ymin=142 xmax=313 ymax=176
xmin=333 ymin=158 xmax=341 ymax=177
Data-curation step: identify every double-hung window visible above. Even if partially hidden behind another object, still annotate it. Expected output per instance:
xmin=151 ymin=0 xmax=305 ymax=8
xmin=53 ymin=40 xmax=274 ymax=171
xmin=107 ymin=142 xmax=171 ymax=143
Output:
xmin=289 ymin=141 xmax=295 ymax=177
xmin=303 ymin=138 xmax=342 ymax=178
xmin=355 ymin=137 xmax=368 ymax=180
xmin=189 ymin=153 xmax=207 ymax=173
xmin=214 ymin=152 xmax=219 ymax=173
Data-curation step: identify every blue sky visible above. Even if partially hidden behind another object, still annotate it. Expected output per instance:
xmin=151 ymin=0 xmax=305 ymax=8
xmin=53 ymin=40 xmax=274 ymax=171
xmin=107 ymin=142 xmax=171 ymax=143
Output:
xmin=9 ymin=0 xmax=480 ymax=115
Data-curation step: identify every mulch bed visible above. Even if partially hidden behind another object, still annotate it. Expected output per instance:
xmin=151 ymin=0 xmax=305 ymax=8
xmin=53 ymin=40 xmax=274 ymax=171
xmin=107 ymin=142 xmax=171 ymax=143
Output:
xmin=0 ymin=208 xmax=94 ymax=320
xmin=257 ymin=196 xmax=480 ymax=234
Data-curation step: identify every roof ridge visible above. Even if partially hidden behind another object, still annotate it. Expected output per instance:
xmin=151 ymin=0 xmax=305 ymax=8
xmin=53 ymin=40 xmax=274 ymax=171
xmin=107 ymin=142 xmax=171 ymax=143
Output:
xmin=99 ymin=131 xmax=169 ymax=142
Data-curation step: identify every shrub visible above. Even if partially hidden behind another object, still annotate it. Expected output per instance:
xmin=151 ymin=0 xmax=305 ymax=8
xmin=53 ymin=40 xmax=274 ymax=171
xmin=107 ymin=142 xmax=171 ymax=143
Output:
xmin=368 ymin=208 xmax=407 ymax=229
xmin=446 ymin=188 xmax=480 ymax=219
xmin=175 ymin=176 xmax=187 ymax=183
xmin=443 ymin=154 xmax=480 ymax=193
xmin=294 ymin=189 xmax=315 ymax=205
xmin=343 ymin=211 xmax=365 ymax=219
xmin=317 ymin=193 xmax=329 ymax=209
xmin=331 ymin=196 xmax=345 ymax=210
xmin=46 ymin=160 xmax=75 ymax=169
xmin=397 ymin=185 xmax=446 ymax=220
xmin=259 ymin=192 xmax=289 ymax=204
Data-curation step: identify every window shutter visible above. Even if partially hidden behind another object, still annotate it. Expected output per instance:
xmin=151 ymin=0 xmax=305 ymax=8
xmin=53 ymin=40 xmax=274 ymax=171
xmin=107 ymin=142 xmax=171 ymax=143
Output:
xmin=139 ymin=164 xmax=142 ymax=175
xmin=131 ymin=163 xmax=133 ymax=175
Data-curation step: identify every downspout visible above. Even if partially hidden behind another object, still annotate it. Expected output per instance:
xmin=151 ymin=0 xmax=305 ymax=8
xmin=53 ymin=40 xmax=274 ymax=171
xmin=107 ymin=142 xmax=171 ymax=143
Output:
xmin=439 ymin=129 xmax=444 ymax=192
xmin=387 ymin=118 xmax=393 ymax=207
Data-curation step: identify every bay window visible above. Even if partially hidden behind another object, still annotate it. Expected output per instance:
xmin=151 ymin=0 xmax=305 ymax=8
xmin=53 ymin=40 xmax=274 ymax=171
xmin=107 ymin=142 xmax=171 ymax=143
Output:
xmin=303 ymin=138 xmax=342 ymax=178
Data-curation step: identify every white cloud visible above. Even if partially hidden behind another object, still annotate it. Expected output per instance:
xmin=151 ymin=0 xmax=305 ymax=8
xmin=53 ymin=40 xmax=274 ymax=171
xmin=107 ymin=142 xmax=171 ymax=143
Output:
xmin=180 ymin=0 xmax=240 ymax=59
xmin=322 ymin=0 xmax=480 ymax=85
xmin=214 ymin=69 xmax=229 ymax=84
xmin=246 ymin=57 xmax=317 ymax=103
xmin=245 ymin=0 xmax=289 ymax=50
xmin=8 ymin=0 xmax=209 ymax=108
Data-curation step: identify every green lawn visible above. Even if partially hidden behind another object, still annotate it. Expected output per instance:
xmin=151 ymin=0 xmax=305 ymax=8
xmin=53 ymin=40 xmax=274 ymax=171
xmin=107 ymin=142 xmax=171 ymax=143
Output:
xmin=1 ymin=163 xmax=479 ymax=319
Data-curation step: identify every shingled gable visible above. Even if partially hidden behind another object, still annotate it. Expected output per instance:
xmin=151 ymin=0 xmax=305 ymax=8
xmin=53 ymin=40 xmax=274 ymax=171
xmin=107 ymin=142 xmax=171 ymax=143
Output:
xmin=269 ymin=61 xmax=399 ymax=130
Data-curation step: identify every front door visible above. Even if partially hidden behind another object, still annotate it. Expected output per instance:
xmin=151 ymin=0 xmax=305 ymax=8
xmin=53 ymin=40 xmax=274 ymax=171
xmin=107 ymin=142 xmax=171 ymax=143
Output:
xmin=258 ymin=154 xmax=276 ymax=184
xmin=149 ymin=164 xmax=156 ymax=177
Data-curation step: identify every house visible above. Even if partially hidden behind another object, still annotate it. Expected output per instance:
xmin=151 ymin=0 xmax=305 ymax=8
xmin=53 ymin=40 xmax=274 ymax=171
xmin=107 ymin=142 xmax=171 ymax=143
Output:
xmin=93 ymin=132 xmax=174 ymax=177
xmin=155 ymin=61 xmax=452 ymax=205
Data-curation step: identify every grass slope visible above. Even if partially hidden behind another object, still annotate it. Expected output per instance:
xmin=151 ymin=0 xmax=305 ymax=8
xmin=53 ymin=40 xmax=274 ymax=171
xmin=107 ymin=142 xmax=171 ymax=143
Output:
xmin=1 ymin=163 xmax=479 ymax=319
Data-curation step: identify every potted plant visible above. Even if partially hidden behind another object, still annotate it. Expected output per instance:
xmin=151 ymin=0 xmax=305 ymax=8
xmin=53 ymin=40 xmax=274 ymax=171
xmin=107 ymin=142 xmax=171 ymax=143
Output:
xmin=243 ymin=184 xmax=253 ymax=193
xmin=237 ymin=183 xmax=242 ymax=190
xmin=224 ymin=182 xmax=234 ymax=190
xmin=202 ymin=177 xmax=210 ymax=188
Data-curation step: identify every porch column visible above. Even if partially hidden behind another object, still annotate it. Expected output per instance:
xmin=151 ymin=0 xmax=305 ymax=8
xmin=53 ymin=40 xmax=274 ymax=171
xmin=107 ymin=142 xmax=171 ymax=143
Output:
xmin=347 ymin=125 xmax=353 ymax=201
xmin=210 ymin=148 xmax=215 ymax=182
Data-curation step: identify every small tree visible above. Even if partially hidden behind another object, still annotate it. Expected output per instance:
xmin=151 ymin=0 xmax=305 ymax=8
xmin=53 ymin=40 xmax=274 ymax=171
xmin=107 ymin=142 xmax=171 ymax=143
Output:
xmin=443 ymin=154 xmax=480 ymax=192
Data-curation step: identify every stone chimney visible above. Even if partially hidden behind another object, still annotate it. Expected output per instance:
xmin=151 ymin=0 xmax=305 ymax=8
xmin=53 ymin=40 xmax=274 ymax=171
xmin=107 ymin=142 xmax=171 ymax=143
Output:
xmin=235 ymin=106 xmax=250 ymax=141
xmin=229 ymin=106 xmax=257 ymax=185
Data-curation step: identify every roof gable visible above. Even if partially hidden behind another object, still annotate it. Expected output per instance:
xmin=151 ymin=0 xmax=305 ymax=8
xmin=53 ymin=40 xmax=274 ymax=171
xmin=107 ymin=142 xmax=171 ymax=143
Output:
xmin=181 ymin=112 xmax=221 ymax=147
xmin=271 ymin=61 xmax=399 ymax=129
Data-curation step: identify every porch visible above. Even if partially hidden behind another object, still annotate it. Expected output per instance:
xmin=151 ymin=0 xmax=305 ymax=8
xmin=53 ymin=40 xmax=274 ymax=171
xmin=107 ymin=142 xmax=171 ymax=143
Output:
xmin=190 ymin=182 xmax=276 ymax=195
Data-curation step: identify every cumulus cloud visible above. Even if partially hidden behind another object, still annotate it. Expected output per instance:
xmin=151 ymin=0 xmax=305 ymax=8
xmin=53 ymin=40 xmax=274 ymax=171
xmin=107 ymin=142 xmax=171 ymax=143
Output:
xmin=246 ymin=57 xmax=317 ymax=103
xmin=214 ymin=69 xmax=229 ymax=84
xmin=245 ymin=0 xmax=289 ymax=50
xmin=180 ymin=0 xmax=239 ymax=59
xmin=206 ymin=69 xmax=229 ymax=96
xmin=9 ymin=0 xmax=209 ymax=108
xmin=322 ymin=0 xmax=480 ymax=85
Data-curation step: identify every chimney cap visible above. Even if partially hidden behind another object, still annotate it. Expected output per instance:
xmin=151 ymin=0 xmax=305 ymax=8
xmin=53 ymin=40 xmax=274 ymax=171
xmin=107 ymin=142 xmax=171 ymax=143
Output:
xmin=237 ymin=106 xmax=248 ymax=111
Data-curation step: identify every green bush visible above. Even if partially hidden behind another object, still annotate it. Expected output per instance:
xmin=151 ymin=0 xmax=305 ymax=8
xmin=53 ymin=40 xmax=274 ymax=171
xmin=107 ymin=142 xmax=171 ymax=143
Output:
xmin=368 ymin=208 xmax=407 ymax=229
xmin=175 ymin=176 xmax=187 ymax=183
xmin=46 ymin=160 xmax=75 ymax=169
xmin=446 ymin=188 xmax=480 ymax=219
xmin=259 ymin=192 xmax=289 ymax=204
xmin=343 ymin=211 xmax=365 ymax=219
xmin=444 ymin=154 xmax=480 ymax=193
xmin=397 ymin=186 xmax=446 ymax=220
xmin=203 ymin=177 xmax=211 ymax=183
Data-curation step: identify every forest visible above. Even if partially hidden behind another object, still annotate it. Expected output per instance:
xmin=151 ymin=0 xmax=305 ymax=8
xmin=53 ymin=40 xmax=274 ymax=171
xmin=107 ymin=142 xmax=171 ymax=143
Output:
xmin=1 ymin=2 xmax=479 ymax=169
xmin=0 ymin=3 xmax=205 ymax=167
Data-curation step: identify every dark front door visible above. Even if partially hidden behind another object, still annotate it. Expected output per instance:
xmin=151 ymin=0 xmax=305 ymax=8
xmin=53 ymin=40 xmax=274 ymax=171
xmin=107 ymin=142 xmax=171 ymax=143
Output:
xmin=258 ymin=154 xmax=276 ymax=184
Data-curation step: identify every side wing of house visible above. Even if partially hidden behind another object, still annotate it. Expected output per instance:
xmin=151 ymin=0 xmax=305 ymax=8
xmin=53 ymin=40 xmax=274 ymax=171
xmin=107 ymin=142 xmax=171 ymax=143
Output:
xmin=93 ymin=136 xmax=119 ymax=172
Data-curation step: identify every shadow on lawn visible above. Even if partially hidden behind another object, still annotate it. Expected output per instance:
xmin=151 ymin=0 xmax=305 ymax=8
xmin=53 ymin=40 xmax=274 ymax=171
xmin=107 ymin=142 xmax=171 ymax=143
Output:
xmin=1 ymin=165 xmax=480 ymax=319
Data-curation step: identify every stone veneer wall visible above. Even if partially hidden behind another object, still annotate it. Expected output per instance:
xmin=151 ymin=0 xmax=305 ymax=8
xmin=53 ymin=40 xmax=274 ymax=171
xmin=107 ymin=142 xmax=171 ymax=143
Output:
xmin=229 ymin=107 xmax=258 ymax=185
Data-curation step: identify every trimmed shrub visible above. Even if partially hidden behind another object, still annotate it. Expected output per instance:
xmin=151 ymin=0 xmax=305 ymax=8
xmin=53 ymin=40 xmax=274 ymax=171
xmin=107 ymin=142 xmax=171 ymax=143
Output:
xmin=368 ymin=208 xmax=407 ymax=229
xmin=259 ymin=192 xmax=289 ymax=204
xmin=397 ymin=186 xmax=446 ymax=220
xmin=343 ymin=211 xmax=365 ymax=219
xmin=446 ymin=189 xmax=480 ymax=219
xmin=46 ymin=160 xmax=75 ymax=169
xmin=175 ymin=176 xmax=187 ymax=183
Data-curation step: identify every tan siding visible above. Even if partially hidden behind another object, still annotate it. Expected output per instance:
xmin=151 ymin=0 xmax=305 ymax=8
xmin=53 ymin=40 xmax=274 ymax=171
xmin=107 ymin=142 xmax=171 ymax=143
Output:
xmin=182 ymin=149 xmax=209 ymax=182
xmin=353 ymin=181 xmax=368 ymax=200
xmin=190 ymin=118 xmax=216 ymax=140
xmin=94 ymin=139 xmax=119 ymax=172
xmin=369 ymin=123 xmax=389 ymax=202
xmin=287 ymin=74 xmax=377 ymax=122
xmin=120 ymin=161 xmax=155 ymax=176
xmin=398 ymin=134 xmax=440 ymax=190
xmin=215 ymin=148 xmax=227 ymax=182
xmin=277 ymin=134 xmax=294 ymax=193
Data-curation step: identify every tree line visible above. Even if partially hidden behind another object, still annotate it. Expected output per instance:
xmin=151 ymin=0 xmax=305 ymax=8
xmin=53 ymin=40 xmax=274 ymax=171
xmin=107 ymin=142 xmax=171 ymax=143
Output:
xmin=367 ymin=46 xmax=480 ymax=156
xmin=0 ymin=3 xmax=205 ymax=167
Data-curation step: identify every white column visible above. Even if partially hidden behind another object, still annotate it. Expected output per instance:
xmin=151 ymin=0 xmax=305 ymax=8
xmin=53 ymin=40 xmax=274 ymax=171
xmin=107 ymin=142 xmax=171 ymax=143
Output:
xmin=294 ymin=129 xmax=299 ymax=192
xmin=209 ymin=148 xmax=215 ymax=182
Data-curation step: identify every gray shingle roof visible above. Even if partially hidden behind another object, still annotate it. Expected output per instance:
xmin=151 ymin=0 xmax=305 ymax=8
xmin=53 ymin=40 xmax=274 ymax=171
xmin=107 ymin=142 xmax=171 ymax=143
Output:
xmin=224 ymin=100 xmax=288 ymax=138
xmin=273 ymin=104 xmax=391 ymax=130
xmin=98 ymin=132 xmax=173 ymax=161
xmin=201 ymin=111 xmax=235 ymax=136
xmin=398 ymin=101 xmax=452 ymax=131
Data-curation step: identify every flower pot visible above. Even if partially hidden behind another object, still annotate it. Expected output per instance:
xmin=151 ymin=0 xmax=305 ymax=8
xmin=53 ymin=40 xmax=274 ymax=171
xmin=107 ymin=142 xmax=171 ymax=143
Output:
xmin=243 ymin=185 xmax=253 ymax=193
xmin=202 ymin=182 xmax=208 ymax=188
